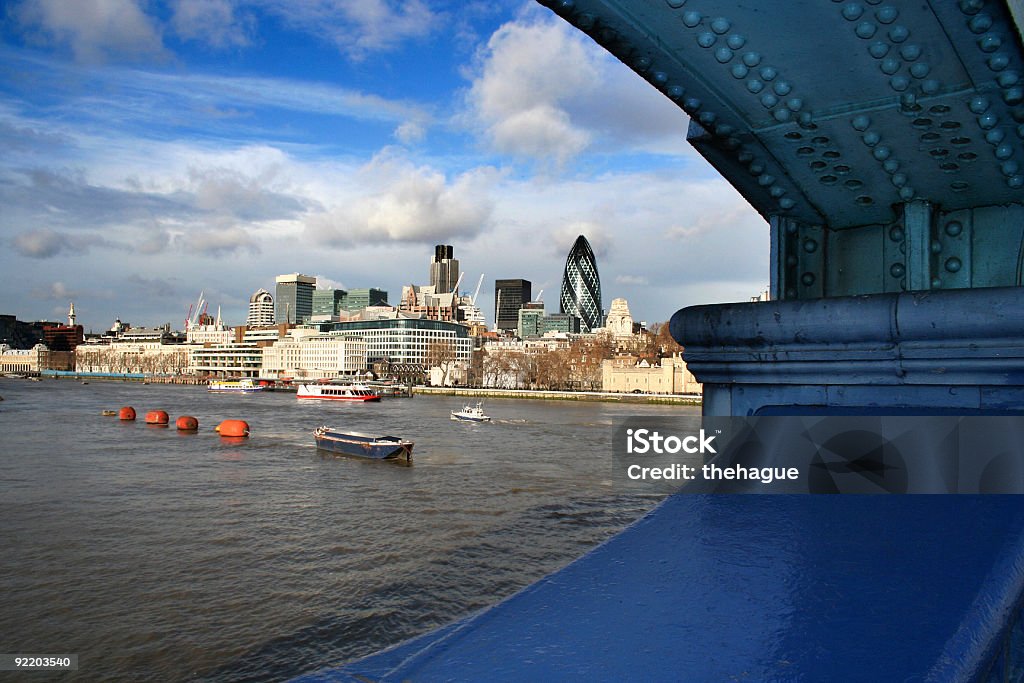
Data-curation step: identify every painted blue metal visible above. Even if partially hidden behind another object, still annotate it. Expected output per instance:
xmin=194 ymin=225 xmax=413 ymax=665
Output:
xmin=297 ymin=495 xmax=1024 ymax=681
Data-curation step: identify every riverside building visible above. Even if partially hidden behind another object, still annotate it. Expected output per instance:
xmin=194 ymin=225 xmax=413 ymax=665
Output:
xmin=275 ymin=273 xmax=316 ymax=324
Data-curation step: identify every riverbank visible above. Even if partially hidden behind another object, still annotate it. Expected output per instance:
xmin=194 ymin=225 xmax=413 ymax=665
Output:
xmin=413 ymin=386 xmax=701 ymax=405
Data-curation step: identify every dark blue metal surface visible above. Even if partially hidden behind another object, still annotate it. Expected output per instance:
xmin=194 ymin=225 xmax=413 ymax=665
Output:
xmin=297 ymin=495 xmax=1024 ymax=681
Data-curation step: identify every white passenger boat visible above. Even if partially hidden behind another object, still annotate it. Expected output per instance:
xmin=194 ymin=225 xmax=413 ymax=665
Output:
xmin=297 ymin=384 xmax=381 ymax=402
xmin=451 ymin=402 xmax=491 ymax=422
xmin=208 ymin=378 xmax=264 ymax=393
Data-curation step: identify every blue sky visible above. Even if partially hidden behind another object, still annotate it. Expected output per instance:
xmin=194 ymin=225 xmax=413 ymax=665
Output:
xmin=0 ymin=0 xmax=768 ymax=332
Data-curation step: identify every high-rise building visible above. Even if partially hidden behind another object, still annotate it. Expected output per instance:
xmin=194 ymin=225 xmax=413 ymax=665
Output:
xmin=560 ymin=235 xmax=603 ymax=333
xmin=343 ymin=288 xmax=389 ymax=312
xmin=429 ymin=245 xmax=460 ymax=294
xmin=247 ymin=289 xmax=275 ymax=327
xmin=275 ymin=274 xmax=316 ymax=324
xmin=495 ymin=279 xmax=532 ymax=332
xmin=312 ymin=289 xmax=347 ymax=319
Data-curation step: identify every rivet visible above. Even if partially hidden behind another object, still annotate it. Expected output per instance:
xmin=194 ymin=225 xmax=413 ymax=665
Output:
xmin=786 ymin=254 xmax=798 ymax=266
xmin=682 ymin=11 xmax=702 ymax=27
xmin=697 ymin=32 xmax=716 ymax=48
xmin=650 ymin=71 xmax=668 ymax=85
xmin=889 ymin=225 xmax=905 ymax=241
xmin=881 ymin=58 xmax=901 ymax=74
xmin=959 ymin=0 xmax=983 ymax=15
xmin=684 ymin=97 xmax=701 ymax=111
xmin=890 ymin=76 xmax=910 ymax=91
xmin=921 ymin=79 xmax=941 ymax=95
xmin=899 ymin=277 xmax=907 ymax=290
xmin=944 ymin=257 xmax=962 ymax=273
xmin=951 ymin=180 xmax=970 ymax=191
xmin=978 ymin=34 xmax=1002 ymax=53
xmin=869 ymin=42 xmax=889 ymax=59
xmin=899 ymin=242 xmax=907 ymax=254
xmin=986 ymin=128 xmax=1005 ymax=144
xmin=760 ymin=66 xmax=777 ymax=81
xmin=891 ymin=172 xmax=907 ymax=187
xmin=770 ymin=185 xmax=785 ymax=198
xmin=863 ymin=131 xmax=881 ymax=146
xmin=890 ymin=263 xmax=905 ymax=278
xmin=634 ymin=56 xmax=652 ymax=71
xmin=715 ymin=47 xmax=734 ymax=63
xmin=758 ymin=174 xmax=776 ymax=188
xmin=1008 ymin=175 xmax=1024 ymax=189
xmin=968 ymin=14 xmax=993 ymax=33
xmin=710 ymin=17 xmax=731 ymax=34
xmin=842 ymin=4 xmax=864 ymax=21
xmin=930 ymin=239 xmax=943 ymax=254
xmin=557 ymin=0 xmax=575 ymax=11
xmin=724 ymin=136 xmax=741 ymax=150
xmin=910 ymin=63 xmax=930 ymax=79
xmin=742 ymin=52 xmax=762 ymax=67
xmin=749 ymin=161 xmax=765 ymax=175
xmin=726 ymin=34 xmax=746 ymax=50
xmin=801 ymin=272 xmax=816 ymax=287
xmin=889 ymin=25 xmax=909 ymax=42
xmin=873 ymin=145 xmax=891 ymax=160
xmin=998 ymin=71 xmax=1020 ymax=88
xmin=738 ymin=150 xmax=754 ymax=163
xmin=1004 ymin=88 xmax=1024 ymax=105
xmin=798 ymin=112 xmax=815 ymax=128
xmin=855 ymin=195 xmax=874 ymax=206
xmin=883 ymin=159 xmax=900 ymax=173
xmin=989 ymin=54 xmax=1009 ymax=71
xmin=931 ymin=277 xmax=942 ymax=288
xmin=666 ymin=85 xmax=685 ymax=100
xmin=574 ymin=13 xmax=596 ymax=30
xmin=856 ymin=21 xmax=878 ymax=39
xmin=773 ymin=81 xmax=792 ymax=96
xmin=746 ymin=79 xmax=764 ymax=93
xmin=995 ymin=144 xmax=1013 ymax=160
xmin=715 ymin=123 xmax=735 ymax=136
xmin=978 ymin=112 xmax=998 ymax=129
xmin=852 ymin=115 xmax=872 ymax=131
xmin=876 ymin=6 xmax=898 ymax=23
xmin=773 ymin=109 xmax=792 ymax=122
xmin=969 ymin=96 xmax=991 ymax=114
xmin=900 ymin=44 xmax=921 ymax=61
xmin=731 ymin=64 xmax=749 ymax=79
xmin=761 ymin=93 xmax=778 ymax=108
xmin=779 ymin=198 xmax=796 ymax=209
xmin=803 ymin=238 xmax=818 ymax=253
xmin=899 ymin=186 xmax=915 ymax=200
xmin=945 ymin=221 xmax=963 ymax=236
xmin=698 ymin=111 xmax=717 ymax=126
xmin=1002 ymin=160 xmax=1020 ymax=176
xmin=787 ymin=98 xmax=804 ymax=112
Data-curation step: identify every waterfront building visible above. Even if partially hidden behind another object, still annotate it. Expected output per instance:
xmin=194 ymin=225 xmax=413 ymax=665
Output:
xmin=76 ymin=339 xmax=192 ymax=375
xmin=275 ymin=273 xmax=316 ymax=324
xmin=601 ymin=354 xmax=701 ymax=395
xmin=189 ymin=343 xmax=263 ymax=378
xmin=326 ymin=318 xmax=472 ymax=369
xmin=247 ymin=289 xmax=275 ymax=327
xmin=0 ymin=343 xmax=49 ymax=373
xmin=495 ymin=279 xmax=532 ymax=332
xmin=186 ymin=320 xmax=234 ymax=345
xmin=559 ymin=235 xmax=603 ymax=333
xmin=260 ymin=334 xmax=368 ymax=381
xmin=312 ymin=289 xmax=347 ymax=319
xmin=399 ymin=285 xmax=459 ymax=322
xmin=429 ymin=245 xmax=460 ymax=294
xmin=41 ymin=302 xmax=84 ymax=352
xmin=343 ymin=288 xmax=389 ymax=313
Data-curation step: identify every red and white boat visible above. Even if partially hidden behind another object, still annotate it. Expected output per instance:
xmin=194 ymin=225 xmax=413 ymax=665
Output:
xmin=296 ymin=383 xmax=381 ymax=402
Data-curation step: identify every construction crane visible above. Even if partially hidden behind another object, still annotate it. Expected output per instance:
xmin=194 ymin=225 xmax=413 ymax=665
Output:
xmin=536 ymin=289 xmax=544 ymax=302
xmin=452 ymin=271 xmax=465 ymax=296
xmin=471 ymin=273 xmax=484 ymax=304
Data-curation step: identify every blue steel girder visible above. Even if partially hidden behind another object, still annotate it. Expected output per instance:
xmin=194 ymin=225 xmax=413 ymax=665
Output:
xmin=537 ymin=0 xmax=1024 ymax=230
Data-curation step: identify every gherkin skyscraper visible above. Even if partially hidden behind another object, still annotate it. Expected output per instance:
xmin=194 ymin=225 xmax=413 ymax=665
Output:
xmin=560 ymin=235 xmax=603 ymax=333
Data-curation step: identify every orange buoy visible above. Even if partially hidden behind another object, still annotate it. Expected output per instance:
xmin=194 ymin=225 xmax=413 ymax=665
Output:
xmin=216 ymin=419 xmax=250 ymax=437
xmin=176 ymin=415 xmax=199 ymax=431
xmin=119 ymin=406 xmax=136 ymax=421
xmin=144 ymin=410 xmax=169 ymax=425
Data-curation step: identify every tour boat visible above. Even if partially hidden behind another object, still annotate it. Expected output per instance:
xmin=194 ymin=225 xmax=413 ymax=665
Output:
xmin=313 ymin=426 xmax=413 ymax=461
xmin=296 ymin=384 xmax=381 ymax=402
xmin=450 ymin=402 xmax=491 ymax=422
xmin=207 ymin=378 xmax=264 ymax=393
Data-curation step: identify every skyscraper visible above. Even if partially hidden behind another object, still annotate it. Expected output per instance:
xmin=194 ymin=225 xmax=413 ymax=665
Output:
xmin=275 ymin=273 xmax=316 ymax=324
xmin=247 ymin=289 xmax=275 ymax=326
xmin=495 ymin=279 xmax=531 ymax=331
xmin=560 ymin=235 xmax=603 ymax=333
xmin=429 ymin=245 xmax=460 ymax=294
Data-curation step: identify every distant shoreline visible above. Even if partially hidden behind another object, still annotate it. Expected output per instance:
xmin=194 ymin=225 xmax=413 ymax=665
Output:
xmin=413 ymin=386 xmax=701 ymax=406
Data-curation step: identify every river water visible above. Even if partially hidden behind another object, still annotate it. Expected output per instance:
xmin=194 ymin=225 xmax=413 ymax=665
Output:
xmin=0 ymin=378 xmax=697 ymax=681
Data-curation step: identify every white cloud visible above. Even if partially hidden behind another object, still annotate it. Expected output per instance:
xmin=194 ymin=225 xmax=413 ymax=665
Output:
xmin=170 ymin=0 xmax=254 ymax=48
xmin=394 ymin=121 xmax=426 ymax=145
xmin=616 ymin=275 xmax=650 ymax=286
xmin=13 ymin=0 xmax=168 ymax=63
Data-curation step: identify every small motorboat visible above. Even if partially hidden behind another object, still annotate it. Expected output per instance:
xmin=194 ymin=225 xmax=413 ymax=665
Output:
xmin=451 ymin=402 xmax=491 ymax=423
xmin=313 ymin=426 xmax=414 ymax=461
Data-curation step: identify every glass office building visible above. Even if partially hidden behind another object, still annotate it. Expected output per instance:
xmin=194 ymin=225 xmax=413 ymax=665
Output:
xmin=560 ymin=235 xmax=603 ymax=333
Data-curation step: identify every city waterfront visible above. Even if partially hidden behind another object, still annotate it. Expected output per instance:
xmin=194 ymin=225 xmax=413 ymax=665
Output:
xmin=0 ymin=378 xmax=696 ymax=681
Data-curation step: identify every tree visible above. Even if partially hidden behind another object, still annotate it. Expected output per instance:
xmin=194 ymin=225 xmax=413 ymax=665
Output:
xmin=650 ymin=322 xmax=684 ymax=357
xmin=426 ymin=340 xmax=458 ymax=386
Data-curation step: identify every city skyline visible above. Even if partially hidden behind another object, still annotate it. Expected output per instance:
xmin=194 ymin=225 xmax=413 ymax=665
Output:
xmin=0 ymin=1 xmax=769 ymax=332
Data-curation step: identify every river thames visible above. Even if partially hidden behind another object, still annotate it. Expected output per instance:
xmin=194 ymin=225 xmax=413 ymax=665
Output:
xmin=0 ymin=378 xmax=698 ymax=681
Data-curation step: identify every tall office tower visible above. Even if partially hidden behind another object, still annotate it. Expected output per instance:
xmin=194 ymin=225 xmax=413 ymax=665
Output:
xmin=429 ymin=245 xmax=460 ymax=294
xmin=312 ymin=289 xmax=347 ymax=318
xmin=495 ymin=279 xmax=532 ymax=332
xmin=247 ymin=289 xmax=275 ymax=326
xmin=343 ymin=288 xmax=389 ymax=312
xmin=275 ymin=273 xmax=316 ymax=324
xmin=560 ymin=235 xmax=603 ymax=333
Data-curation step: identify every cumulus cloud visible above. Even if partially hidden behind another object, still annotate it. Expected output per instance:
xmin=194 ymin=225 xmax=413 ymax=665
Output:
xmin=31 ymin=280 xmax=78 ymax=301
xmin=180 ymin=224 xmax=260 ymax=256
xmin=12 ymin=0 xmax=168 ymax=63
xmin=11 ymin=228 xmax=116 ymax=258
xmin=394 ymin=121 xmax=426 ymax=145
xmin=307 ymin=149 xmax=499 ymax=246
xmin=549 ymin=221 xmax=611 ymax=260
